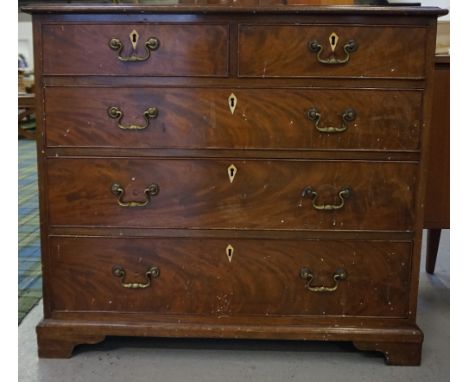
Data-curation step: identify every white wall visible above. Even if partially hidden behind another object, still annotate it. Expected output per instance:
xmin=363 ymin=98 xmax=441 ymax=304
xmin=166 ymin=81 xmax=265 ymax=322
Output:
xmin=18 ymin=13 xmax=33 ymax=72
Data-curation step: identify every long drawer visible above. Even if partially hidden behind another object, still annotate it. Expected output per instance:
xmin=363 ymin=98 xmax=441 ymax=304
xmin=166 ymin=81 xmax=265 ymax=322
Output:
xmin=239 ymin=25 xmax=426 ymax=78
xmin=42 ymin=23 xmax=229 ymax=76
xmin=48 ymin=236 xmax=411 ymax=318
xmin=45 ymin=87 xmax=422 ymax=151
xmin=47 ymin=158 xmax=417 ymax=230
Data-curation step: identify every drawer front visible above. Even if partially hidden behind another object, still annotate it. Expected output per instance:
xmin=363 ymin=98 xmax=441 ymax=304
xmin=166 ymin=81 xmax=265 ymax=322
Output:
xmin=42 ymin=24 xmax=229 ymax=76
xmin=49 ymin=236 xmax=411 ymax=318
xmin=45 ymin=87 xmax=422 ymax=151
xmin=239 ymin=25 xmax=426 ymax=78
xmin=47 ymin=158 xmax=417 ymax=230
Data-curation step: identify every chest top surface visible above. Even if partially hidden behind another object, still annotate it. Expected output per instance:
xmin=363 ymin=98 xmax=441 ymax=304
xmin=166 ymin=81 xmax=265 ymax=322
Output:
xmin=22 ymin=0 xmax=447 ymax=16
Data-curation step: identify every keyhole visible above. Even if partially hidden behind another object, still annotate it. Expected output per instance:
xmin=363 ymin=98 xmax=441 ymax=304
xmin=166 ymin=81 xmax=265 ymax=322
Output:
xmin=228 ymin=93 xmax=237 ymax=114
xmin=226 ymin=244 xmax=234 ymax=262
xmin=129 ymin=29 xmax=139 ymax=50
xmin=329 ymin=32 xmax=339 ymax=52
xmin=227 ymin=164 xmax=237 ymax=183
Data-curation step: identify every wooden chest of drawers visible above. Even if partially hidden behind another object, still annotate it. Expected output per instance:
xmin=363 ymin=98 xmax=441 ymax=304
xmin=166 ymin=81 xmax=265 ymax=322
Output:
xmin=24 ymin=1 xmax=447 ymax=365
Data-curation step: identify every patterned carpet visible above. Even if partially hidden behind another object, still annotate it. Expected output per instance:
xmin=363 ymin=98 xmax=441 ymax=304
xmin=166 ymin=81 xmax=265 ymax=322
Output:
xmin=18 ymin=139 xmax=42 ymax=324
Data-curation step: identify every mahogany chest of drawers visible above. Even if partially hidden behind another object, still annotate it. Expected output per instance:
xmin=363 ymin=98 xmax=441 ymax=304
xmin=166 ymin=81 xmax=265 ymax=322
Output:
xmin=24 ymin=1 xmax=447 ymax=365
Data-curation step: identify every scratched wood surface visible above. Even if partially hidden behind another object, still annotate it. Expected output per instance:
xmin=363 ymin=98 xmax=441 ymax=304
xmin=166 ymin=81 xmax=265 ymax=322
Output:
xmin=239 ymin=25 xmax=427 ymax=78
xmin=46 ymin=158 xmax=417 ymax=230
xmin=42 ymin=23 xmax=229 ymax=76
xmin=45 ymin=87 xmax=422 ymax=151
xmin=48 ymin=236 xmax=411 ymax=318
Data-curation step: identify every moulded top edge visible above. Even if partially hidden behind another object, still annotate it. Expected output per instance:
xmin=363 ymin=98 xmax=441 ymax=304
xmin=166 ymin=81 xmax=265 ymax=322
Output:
xmin=21 ymin=3 xmax=448 ymax=17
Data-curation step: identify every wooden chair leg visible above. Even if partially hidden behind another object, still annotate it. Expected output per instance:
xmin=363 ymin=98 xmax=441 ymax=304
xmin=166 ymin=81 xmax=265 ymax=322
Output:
xmin=426 ymin=229 xmax=441 ymax=274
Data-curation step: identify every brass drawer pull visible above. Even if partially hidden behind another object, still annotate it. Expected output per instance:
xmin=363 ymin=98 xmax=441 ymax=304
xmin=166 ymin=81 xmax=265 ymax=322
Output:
xmin=300 ymin=267 xmax=347 ymax=293
xmin=308 ymin=35 xmax=358 ymax=65
xmin=302 ymin=186 xmax=351 ymax=211
xmin=111 ymin=183 xmax=159 ymax=207
xmin=107 ymin=106 xmax=158 ymax=130
xmin=108 ymin=36 xmax=159 ymax=62
xmin=307 ymin=107 xmax=356 ymax=133
xmin=112 ymin=265 xmax=160 ymax=289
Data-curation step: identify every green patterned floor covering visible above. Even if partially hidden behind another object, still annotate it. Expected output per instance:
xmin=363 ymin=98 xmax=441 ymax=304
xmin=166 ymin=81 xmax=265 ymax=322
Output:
xmin=18 ymin=139 xmax=41 ymax=324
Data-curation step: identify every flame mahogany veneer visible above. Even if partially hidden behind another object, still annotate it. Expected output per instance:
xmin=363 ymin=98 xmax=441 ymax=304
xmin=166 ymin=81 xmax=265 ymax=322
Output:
xmin=23 ymin=2 xmax=447 ymax=365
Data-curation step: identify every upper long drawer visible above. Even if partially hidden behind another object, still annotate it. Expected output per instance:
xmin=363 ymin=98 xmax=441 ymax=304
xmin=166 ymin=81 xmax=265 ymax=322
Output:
xmin=42 ymin=24 xmax=229 ymax=76
xmin=44 ymin=87 xmax=422 ymax=151
xmin=238 ymin=25 xmax=427 ymax=78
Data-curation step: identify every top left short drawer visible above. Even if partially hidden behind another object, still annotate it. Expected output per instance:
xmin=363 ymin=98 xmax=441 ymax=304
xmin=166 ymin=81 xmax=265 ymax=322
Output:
xmin=41 ymin=24 xmax=229 ymax=76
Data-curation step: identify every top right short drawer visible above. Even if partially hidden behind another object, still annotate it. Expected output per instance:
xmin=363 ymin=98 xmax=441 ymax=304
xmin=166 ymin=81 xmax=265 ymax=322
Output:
xmin=238 ymin=25 xmax=427 ymax=79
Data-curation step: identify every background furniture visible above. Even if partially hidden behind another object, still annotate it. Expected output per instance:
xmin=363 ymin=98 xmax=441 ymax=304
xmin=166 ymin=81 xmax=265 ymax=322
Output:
xmin=24 ymin=1 xmax=446 ymax=365
xmin=424 ymin=55 xmax=450 ymax=274
xmin=18 ymin=93 xmax=36 ymax=140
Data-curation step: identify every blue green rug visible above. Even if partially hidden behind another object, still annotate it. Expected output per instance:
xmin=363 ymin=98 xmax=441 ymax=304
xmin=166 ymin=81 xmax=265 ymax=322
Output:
xmin=18 ymin=139 xmax=42 ymax=324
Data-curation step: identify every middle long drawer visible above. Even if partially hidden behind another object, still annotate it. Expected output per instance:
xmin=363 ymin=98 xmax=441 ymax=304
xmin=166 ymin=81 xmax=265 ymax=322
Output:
xmin=47 ymin=158 xmax=417 ymax=230
xmin=44 ymin=87 xmax=422 ymax=151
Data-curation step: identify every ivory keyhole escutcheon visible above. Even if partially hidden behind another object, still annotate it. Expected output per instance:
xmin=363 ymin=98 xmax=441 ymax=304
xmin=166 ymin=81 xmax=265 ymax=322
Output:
xmin=228 ymin=164 xmax=237 ymax=183
xmin=226 ymin=244 xmax=234 ymax=263
xmin=129 ymin=29 xmax=139 ymax=50
xmin=329 ymin=32 xmax=339 ymax=52
xmin=228 ymin=93 xmax=237 ymax=114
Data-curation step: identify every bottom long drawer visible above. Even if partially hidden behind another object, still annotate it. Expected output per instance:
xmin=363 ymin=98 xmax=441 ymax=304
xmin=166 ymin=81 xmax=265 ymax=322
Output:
xmin=48 ymin=236 xmax=411 ymax=318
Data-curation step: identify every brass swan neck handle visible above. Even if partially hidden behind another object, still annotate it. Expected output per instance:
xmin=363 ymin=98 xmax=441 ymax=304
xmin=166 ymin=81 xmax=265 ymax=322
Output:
xmin=108 ymin=106 xmax=158 ymax=130
xmin=302 ymin=186 xmax=351 ymax=211
xmin=308 ymin=39 xmax=358 ymax=65
xmin=108 ymin=36 xmax=159 ymax=62
xmin=307 ymin=107 xmax=356 ymax=133
xmin=300 ymin=267 xmax=347 ymax=293
xmin=111 ymin=183 xmax=159 ymax=207
xmin=112 ymin=266 xmax=160 ymax=289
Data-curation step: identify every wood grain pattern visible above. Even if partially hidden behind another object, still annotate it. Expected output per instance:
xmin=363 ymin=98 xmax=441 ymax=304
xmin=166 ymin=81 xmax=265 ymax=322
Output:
xmin=48 ymin=236 xmax=411 ymax=318
xmin=45 ymin=87 xmax=422 ymax=151
xmin=239 ymin=25 xmax=427 ymax=78
xmin=46 ymin=158 xmax=417 ymax=231
xmin=42 ymin=23 xmax=229 ymax=76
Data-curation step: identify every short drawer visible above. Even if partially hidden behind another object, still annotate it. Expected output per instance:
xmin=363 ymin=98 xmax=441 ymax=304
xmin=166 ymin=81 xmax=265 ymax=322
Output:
xmin=239 ymin=25 xmax=426 ymax=78
xmin=49 ymin=236 xmax=411 ymax=318
xmin=47 ymin=158 xmax=417 ymax=231
xmin=45 ymin=87 xmax=422 ymax=151
xmin=42 ymin=23 xmax=229 ymax=76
